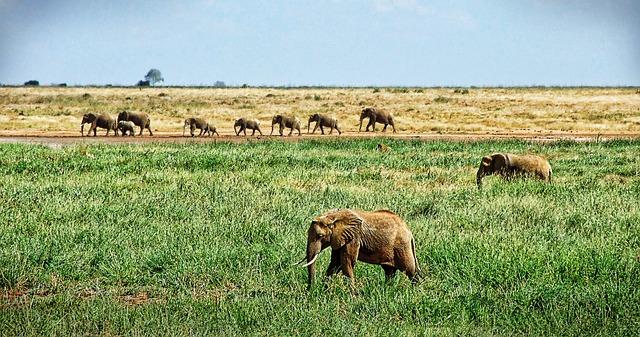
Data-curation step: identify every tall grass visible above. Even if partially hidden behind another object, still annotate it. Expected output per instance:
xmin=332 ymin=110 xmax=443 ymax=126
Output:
xmin=0 ymin=139 xmax=639 ymax=336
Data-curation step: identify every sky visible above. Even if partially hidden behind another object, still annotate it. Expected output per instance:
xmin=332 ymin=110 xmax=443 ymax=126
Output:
xmin=0 ymin=0 xmax=638 ymax=86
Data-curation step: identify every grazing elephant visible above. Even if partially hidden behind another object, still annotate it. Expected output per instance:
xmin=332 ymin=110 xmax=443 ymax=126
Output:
xmin=183 ymin=117 xmax=213 ymax=137
xmin=271 ymin=115 xmax=301 ymax=136
xmin=117 ymin=110 xmax=153 ymax=136
xmin=476 ymin=153 xmax=552 ymax=189
xmin=234 ymin=117 xmax=262 ymax=136
xmin=81 ymin=113 xmax=118 ymax=136
xmin=308 ymin=113 xmax=341 ymax=135
xmin=359 ymin=108 xmax=396 ymax=133
xmin=296 ymin=209 xmax=421 ymax=288
xmin=203 ymin=124 xmax=219 ymax=137
xmin=117 ymin=121 xmax=135 ymax=136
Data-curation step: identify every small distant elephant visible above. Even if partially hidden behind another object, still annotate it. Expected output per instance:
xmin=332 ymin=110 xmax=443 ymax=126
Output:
xmin=118 ymin=121 xmax=135 ymax=136
xmin=183 ymin=117 xmax=214 ymax=137
xmin=203 ymin=124 xmax=219 ymax=137
xmin=476 ymin=153 xmax=552 ymax=189
xmin=271 ymin=115 xmax=301 ymax=136
xmin=80 ymin=113 xmax=117 ymax=136
xmin=295 ymin=209 xmax=422 ymax=288
xmin=234 ymin=117 xmax=262 ymax=136
xmin=308 ymin=113 xmax=341 ymax=135
xmin=359 ymin=107 xmax=396 ymax=133
xmin=117 ymin=110 xmax=153 ymax=136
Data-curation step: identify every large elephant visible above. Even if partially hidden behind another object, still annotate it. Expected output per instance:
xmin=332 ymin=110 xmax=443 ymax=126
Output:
xmin=234 ymin=117 xmax=262 ymax=136
xmin=271 ymin=115 xmax=301 ymax=136
xmin=296 ymin=209 xmax=421 ymax=288
xmin=307 ymin=113 xmax=341 ymax=135
xmin=183 ymin=117 xmax=213 ymax=137
xmin=359 ymin=108 xmax=396 ymax=133
xmin=80 ymin=113 xmax=118 ymax=136
xmin=476 ymin=153 xmax=552 ymax=189
xmin=117 ymin=110 xmax=153 ymax=136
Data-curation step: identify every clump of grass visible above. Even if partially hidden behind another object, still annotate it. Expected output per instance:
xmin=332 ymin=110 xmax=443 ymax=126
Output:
xmin=433 ymin=96 xmax=450 ymax=103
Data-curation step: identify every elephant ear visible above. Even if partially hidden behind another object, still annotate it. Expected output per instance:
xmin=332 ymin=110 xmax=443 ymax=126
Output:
xmin=329 ymin=210 xmax=363 ymax=249
xmin=491 ymin=153 xmax=509 ymax=172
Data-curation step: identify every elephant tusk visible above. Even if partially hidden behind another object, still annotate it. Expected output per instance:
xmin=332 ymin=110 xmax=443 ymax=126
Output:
xmin=292 ymin=257 xmax=307 ymax=266
xmin=300 ymin=254 xmax=319 ymax=267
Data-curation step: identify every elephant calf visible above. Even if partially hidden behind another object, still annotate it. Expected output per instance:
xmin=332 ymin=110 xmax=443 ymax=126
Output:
xmin=183 ymin=117 xmax=216 ymax=137
xmin=296 ymin=209 xmax=422 ymax=288
xmin=307 ymin=113 xmax=341 ymax=135
xmin=81 ymin=113 xmax=117 ymax=136
xmin=476 ymin=153 xmax=552 ymax=189
xmin=234 ymin=117 xmax=262 ymax=136
xmin=203 ymin=124 xmax=219 ymax=137
xmin=118 ymin=121 xmax=135 ymax=136
xmin=271 ymin=114 xmax=301 ymax=136
xmin=117 ymin=110 xmax=153 ymax=136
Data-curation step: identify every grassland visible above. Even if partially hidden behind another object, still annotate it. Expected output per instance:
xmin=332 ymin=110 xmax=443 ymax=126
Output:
xmin=1 ymin=139 xmax=639 ymax=336
xmin=1 ymin=87 xmax=639 ymax=135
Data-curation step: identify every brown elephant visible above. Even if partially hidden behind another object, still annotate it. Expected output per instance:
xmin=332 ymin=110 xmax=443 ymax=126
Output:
xmin=271 ymin=115 xmax=301 ymax=136
xmin=476 ymin=153 xmax=552 ymax=189
xmin=117 ymin=121 xmax=135 ymax=136
xmin=308 ymin=113 xmax=341 ymax=135
xmin=80 ymin=113 xmax=118 ymax=136
xmin=296 ymin=209 xmax=421 ymax=288
xmin=117 ymin=110 xmax=153 ymax=136
xmin=359 ymin=107 xmax=396 ymax=133
xmin=183 ymin=117 xmax=214 ymax=137
xmin=203 ymin=124 xmax=219 ymax=137
xmin=234 ymin=117 xmax=262 ymax=136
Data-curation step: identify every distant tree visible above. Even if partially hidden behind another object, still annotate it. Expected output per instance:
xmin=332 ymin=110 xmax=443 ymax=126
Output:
xmin=144 ymin=69 xmax=164 ymax=85
xmin=214 ymin=81 xmax=226 ymax=88
xmin=137 ymin=80 xmax=150 ymax=87
xmin=24 ymin=80 xmax=39 ymax=86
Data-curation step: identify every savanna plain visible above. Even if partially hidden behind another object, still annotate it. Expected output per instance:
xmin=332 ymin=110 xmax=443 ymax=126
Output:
xmin=1 ymin=87 xmax=640 ymax=336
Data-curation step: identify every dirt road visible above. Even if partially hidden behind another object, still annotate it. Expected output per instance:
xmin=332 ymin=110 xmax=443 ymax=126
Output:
xmin=1 ymin=131 xmax=638 ymax=147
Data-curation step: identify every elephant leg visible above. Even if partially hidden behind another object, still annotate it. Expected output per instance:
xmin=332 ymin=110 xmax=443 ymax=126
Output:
xmin=382 ymin=124 xmax=388 ymax=132
xmin=320 ymin=125 xmax=325 ymax=135
xmin=328 ymin=126 xmax=333 ymax=135
xmin=258 ymin=128 xmax=263 ymax=136
xmin=382 ymin=265 xmax=397 ymax=282
xmin=312 ymin=124 xmax=318 ymax=134
xmin=138 ymin=125 xmax=144 ymax=136
xmin=243 ymin=127 xmax=247 ymax=135
xmin=251 ymin=129 xmax=256 ymax=136
xmin=391 ymin=122 xmax=396 ymax=133
xmin=340 ymin=244 xmax=359 ymax=281
xmin=336 ymin=126 xmax=342 ymax=135
xmin=288 ymin=128 xmax=293 ymax=136
xmin=325 ymin=251 xmax=342 ymax=277
xmin=198 ymin=129 xmax=204 ymax=137
xmin=190 ymin=125 xmax=196 ymax=137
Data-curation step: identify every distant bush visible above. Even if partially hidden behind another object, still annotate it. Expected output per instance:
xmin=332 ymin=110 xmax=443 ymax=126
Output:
xmin=372 ymin=88 xmax=380 ymax=93
xmin=214 ymin=81 xmax=226 ymax=88
xmin=57 ymin=83 xmax=67 ymax=87
xmin=433 ymin=96 xmax=450 ymax=103
xmin=137 ymin=80 xmax=150 ymax=87
xmin=24 ymin=80 xmax=39 ymax=86
xmin=453 ymin=88 xmax=469 ymax=94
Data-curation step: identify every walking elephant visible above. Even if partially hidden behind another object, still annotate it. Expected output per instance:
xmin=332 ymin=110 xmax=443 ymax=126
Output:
xmin=183 ymin=117 xmax=214 ymax=137
xmin=271 ymin=115 xmax=301 ymax=136
xmin=80 ymin=113 xmax=118 ymax=136
xmin=117 ymin=121 xmax=135 ymax=136
xmin=295 ymin=209 xmax=422 ymax=288
xmin=234 ymin=117 xmax=262 ymax=136
xmin=307 ymin=113 xmax=341 ymax=135
xmin=359 ymin=108 xmax=396 ymax=133
xmin=117 ymin=110 xmax=153 ymax=136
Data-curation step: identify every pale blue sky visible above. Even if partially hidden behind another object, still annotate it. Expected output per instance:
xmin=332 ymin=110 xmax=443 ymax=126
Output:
xmin=1 ymin=0 xmax=638 ymax=86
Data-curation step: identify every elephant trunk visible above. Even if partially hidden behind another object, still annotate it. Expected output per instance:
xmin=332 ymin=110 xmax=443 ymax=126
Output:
xmin=476 ymin=169 xmax=484 ymax=189
xmin=80 ymin=123 xmax=84 ymax=136
xmin=305 ymin=240 xmax=322 ymax=287
xmin=271 ymin=122 xmax=275 ymax=135
xmin=307 ymin=120 xmax=311 ymax=133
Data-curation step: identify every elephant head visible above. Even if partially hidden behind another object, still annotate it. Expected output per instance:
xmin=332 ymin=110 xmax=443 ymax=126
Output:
xmin=182 ymin=118 xmax=193 ymax=137
xmin=300 ymin=209 xmax=363 ymax=286
xmin=271 ymin=115 xmax=283 ymax=135
xmin=233 ymin=118 xmax=245 ymax=135
xmin=359 ymin=108 xmax=375 ymax=132
xmin=80 ymin=113 xmax=97 ymax=135
xmin=476 ymin=153 xmax=510 ymax=189
xmin=117 ymin=110 xmax=130 ymax=123
xmin=307 ymin=113 xmax=320 ymax=133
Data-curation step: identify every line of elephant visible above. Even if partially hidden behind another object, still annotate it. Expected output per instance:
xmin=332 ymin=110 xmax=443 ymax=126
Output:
xmin=80 ymin=107 xmax=397 ymax=137
xmin=296 ymin=153 xmax=552 ymax=288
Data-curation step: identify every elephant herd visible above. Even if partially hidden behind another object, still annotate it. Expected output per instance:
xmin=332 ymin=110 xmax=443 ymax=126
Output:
xmin=79 ymin=107 xmax=397 ymax=137
xmin=296 ymin=154 xmax=552 ymax=288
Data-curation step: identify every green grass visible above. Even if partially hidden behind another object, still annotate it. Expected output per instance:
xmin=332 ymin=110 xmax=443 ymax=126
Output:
xmin=0 ymin=139 xmax=639 ymax=336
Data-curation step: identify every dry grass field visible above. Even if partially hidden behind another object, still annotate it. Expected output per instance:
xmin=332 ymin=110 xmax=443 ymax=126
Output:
xmin=1 ymin=87 xmax=639 ymax=137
